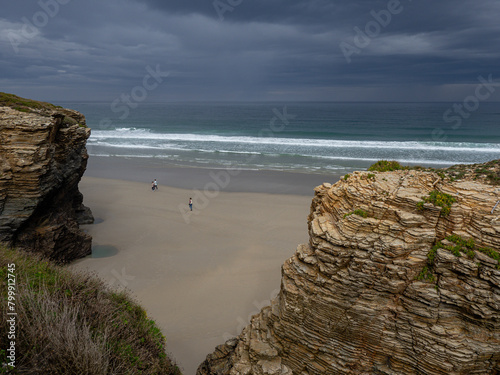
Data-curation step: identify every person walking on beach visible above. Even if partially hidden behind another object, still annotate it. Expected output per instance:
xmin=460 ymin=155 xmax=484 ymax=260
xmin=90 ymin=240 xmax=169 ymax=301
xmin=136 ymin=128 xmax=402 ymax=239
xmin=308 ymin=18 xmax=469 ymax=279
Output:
xmin=151 ymin=181 xmax=155 ymax=191
xmin=154 ymin=179 xmax=158 ymax=190
xmin=189 ymin=198 xmax=193 ymax=211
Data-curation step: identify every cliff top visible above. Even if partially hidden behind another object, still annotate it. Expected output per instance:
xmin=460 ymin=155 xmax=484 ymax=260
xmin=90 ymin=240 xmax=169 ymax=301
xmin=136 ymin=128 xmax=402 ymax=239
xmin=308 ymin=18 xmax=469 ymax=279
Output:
xmin=0 ymin=92 xmax=86 ymax=127
xmin=0 ymin=92 xmax=62 ymax=114
xmin=442 ymin=159 xmax=500 ymax=185
xmin=367 ymin=159 xmax=500 ymax=186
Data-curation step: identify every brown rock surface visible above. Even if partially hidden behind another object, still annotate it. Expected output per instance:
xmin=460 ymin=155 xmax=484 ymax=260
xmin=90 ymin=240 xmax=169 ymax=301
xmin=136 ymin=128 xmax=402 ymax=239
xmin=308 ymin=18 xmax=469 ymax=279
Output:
xmin=0 ymin=100 xmax=93 ymax=262
xmin=198 ymin=165 xmax=500 ymax=374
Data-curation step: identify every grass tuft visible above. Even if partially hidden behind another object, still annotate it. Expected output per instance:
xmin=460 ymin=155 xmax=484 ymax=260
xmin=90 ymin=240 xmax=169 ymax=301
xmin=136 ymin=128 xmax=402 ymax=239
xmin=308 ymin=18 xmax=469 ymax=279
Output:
xmin=368 ymin=160 xmax=408 ymax=172
xmin=416 ymin=266 xmax=435 ymax=283
xmin=343 ymin=209 xmax=368 ymax=219
xmin=416 ymin=190 xmax=456 ymax=217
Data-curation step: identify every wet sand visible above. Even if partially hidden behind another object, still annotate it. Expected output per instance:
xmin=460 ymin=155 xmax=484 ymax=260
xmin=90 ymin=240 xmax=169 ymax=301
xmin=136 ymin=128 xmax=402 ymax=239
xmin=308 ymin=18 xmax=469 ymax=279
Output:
xmin=84 ymin=155 xmax=339 ymax=195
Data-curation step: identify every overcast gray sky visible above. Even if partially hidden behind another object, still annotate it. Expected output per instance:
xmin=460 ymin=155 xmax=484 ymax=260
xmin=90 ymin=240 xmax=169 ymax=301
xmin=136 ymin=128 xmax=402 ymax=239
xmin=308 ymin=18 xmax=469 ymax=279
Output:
xmin=1 ymin=0 xmax=500 ymax=102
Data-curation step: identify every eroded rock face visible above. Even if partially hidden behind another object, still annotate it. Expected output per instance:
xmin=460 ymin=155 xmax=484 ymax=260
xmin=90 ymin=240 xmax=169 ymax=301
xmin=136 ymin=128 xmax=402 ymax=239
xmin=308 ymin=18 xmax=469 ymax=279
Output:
xmin=198 ymin=167 xmax=500 ymax=374
xmin=0 ymin=105 xmax=93 ymax=262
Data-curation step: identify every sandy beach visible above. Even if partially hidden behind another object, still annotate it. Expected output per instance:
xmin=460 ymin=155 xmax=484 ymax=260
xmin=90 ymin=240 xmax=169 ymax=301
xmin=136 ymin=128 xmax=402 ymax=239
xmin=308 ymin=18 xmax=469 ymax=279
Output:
xmin=72 ymin=157 xmax=339 ymax=374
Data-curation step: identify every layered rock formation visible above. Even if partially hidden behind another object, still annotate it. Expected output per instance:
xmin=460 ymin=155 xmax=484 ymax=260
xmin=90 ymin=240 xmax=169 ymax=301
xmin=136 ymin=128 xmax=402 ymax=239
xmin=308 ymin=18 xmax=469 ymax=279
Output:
xmin=198 ymin=163 xmax=500 ymax=374
xmin=0 ymin=95 xmax=93 ymax=262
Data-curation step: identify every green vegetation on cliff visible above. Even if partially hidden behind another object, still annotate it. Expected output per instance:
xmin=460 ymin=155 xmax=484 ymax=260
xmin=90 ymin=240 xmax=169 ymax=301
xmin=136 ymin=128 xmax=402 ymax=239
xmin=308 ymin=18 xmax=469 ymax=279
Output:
xmin=343 ymin=209 xmax=369 ymax=219
xmin=0 ymin=92 xmax=60 ymax=114
xmin=443 ymin=234 xmax=500 ymax=267
xmin=368 ymin=160 xmax=408 ymax=172
xmin=417 ymin=234 xmax=500 ymax=283
xmin=416 ymin=190 xmax=456 ymax=217
xmin=0 ymin=247 xmax=181 ymax=375
xmin=367 ymin=159 xmax=500 ymax=186
xmin=0 ymin=92 xmax=86 ymax=128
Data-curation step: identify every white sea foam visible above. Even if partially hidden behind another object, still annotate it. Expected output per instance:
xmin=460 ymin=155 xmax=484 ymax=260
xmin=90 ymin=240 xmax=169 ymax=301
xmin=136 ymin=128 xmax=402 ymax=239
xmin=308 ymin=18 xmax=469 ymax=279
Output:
xmin=87 ymin=127 xmax=499 ymax=172
xmin=90 ymin=128 xmax=500 ymax=153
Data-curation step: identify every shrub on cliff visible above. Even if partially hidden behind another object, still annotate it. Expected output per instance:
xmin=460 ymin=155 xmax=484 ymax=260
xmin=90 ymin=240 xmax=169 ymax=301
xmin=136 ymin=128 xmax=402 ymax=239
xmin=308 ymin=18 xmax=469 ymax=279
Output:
xmin=368 ymin=160 xmax=408 ymax=172
xmin=416 ymin=190 xmax=456 ymax=217
xmin=343 ymin=209 xmax=369 ymax=219
xmin=0 ymin=247 xmax=182 ymax=375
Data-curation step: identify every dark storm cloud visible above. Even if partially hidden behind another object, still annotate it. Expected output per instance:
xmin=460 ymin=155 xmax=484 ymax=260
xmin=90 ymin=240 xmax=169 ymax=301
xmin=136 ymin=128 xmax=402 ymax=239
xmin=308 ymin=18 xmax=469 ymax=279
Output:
xmin=138 ymin=0 xmax=354 ymax=27
xmin=0 ymin=0 xmax=499 ymax=101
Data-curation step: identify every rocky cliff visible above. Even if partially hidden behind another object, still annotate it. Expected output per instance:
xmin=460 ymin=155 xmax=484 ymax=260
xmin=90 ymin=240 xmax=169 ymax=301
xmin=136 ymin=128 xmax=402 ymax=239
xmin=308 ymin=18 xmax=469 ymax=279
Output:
xmin=198 ymin=162 xmax=500 ymax=374
xmin=0 ymin=93 xmax=93 ymax=262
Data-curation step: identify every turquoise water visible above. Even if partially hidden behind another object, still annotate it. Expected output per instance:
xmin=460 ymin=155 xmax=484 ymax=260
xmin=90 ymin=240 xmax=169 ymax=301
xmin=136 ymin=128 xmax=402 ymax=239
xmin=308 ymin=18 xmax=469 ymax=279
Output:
xmin=58 ymin=102 xmax=500 ymax=174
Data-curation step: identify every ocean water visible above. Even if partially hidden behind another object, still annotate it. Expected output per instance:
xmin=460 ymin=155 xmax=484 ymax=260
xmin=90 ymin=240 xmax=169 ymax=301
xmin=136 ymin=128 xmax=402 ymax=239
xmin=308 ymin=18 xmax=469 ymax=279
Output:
xmin=58 ymin=102 xmax=500 ymax=174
